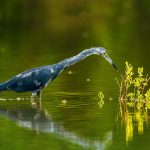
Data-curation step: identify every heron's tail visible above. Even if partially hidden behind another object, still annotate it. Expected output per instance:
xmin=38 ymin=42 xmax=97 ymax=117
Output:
xmin=0 ymin=82 xmax=8 ymax=91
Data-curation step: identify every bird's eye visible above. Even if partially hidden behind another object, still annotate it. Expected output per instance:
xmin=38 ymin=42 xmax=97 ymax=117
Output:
xmin=103 ymin=52 xmax=106 ymax=55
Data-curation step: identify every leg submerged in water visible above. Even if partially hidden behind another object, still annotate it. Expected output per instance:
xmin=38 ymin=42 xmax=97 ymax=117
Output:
xmin=30 ymin=92 xmax=37 ymax=106
xmin=37 ymin=90 xmax=42 ymax=99
xmin=37 ymin=90 xmax=42 ymax=109
xmin=30 ymin=90 xmax=42 ymax=108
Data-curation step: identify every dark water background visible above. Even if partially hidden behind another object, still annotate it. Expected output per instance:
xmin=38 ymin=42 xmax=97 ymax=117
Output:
xmin=0 ymin=0 xmax=150 ymax=150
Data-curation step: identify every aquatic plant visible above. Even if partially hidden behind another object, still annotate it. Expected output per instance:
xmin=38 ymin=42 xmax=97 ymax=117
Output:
xmin=117 ymin=62 xmax=150 ymax=143
xmin=98 ymin=91 xmax=104 ymax=108
xmin=62 ymin=99 xmax=67 ymax=105
xmin=117 ymin=62 xmax=150 ymax=110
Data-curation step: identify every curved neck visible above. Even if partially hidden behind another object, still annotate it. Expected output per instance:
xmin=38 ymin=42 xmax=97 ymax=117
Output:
xmin=59 ymin=48 xmax=98 ymax=68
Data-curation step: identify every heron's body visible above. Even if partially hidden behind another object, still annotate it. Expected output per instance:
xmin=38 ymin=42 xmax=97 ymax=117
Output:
xmin=0 ymin=47 xmax=117 ymax=98
xmin=0 ymin=64 xmax=64 ymax=95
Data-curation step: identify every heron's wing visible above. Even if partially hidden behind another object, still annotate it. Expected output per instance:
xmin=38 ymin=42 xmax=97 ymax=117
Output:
xmin=7 ymin=67 xmax=52 ymax=92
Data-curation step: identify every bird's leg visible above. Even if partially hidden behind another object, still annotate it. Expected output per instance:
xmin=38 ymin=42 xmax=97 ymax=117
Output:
xmin=37 ymin=90 xmax=42 ymax=99
xmin=30 ymin=92 xmax=37 ymax=107
xmin=31 ymin=92 xmax=36 ymax=99
xmin=37 ymin=90 xmax=42 ymax=109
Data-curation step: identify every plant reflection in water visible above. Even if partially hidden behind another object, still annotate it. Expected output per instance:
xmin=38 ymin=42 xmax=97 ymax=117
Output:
xmin=117 ymin=100 xmax=149 ymax=143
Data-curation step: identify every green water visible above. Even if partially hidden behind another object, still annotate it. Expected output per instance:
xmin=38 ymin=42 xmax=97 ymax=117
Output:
xmin=0 ymin=0 xmax=150 ymax=150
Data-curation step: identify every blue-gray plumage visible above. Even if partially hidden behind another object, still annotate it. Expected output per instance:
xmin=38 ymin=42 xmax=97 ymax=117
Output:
xmin=0 ymin=47 xmax=117 ymax=99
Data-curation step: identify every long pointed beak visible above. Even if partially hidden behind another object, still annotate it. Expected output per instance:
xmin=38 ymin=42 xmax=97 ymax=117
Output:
xmin=103 ymin=54 xmax=118 ymax=71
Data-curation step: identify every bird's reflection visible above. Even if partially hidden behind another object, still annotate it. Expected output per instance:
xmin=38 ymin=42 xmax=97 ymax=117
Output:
xmin=0 ymin=101 xmax=112 ymax=150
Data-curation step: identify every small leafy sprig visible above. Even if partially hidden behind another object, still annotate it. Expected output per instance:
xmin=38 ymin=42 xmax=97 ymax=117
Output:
xmin=98 ymin=91 xmax=104 ymax=108
xmin=117 ymin=62 xmax=150 ymax=110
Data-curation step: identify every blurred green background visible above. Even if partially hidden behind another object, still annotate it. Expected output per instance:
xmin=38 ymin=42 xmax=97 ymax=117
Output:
xmin=0 ymin=0 xmax=150 ymax=67
xmin=0 ymin=0 xmax=150 ymax=150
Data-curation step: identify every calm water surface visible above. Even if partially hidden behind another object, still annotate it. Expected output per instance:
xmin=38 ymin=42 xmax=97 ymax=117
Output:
xmin=0 ymin=60 xmax=149 ymax=150
xmin=0 ymin=1 xmax=150 ymax=150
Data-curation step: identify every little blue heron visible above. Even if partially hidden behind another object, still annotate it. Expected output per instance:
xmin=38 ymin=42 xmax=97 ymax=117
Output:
xmin=0 ymin=47 xmax=117 ymax=99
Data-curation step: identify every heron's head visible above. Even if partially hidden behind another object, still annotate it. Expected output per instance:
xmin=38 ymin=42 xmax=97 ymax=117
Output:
xmin=94 ymin=47 xmax=118 ymax=70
